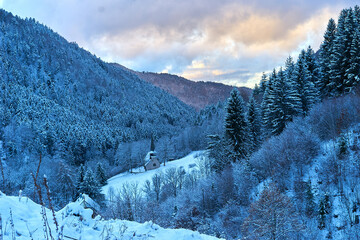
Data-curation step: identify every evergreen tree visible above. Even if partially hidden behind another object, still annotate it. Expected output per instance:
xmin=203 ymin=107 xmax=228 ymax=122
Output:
xmin=329 ymin=9 xmax=354 ymax=96
xmin=96 ymin=162 xmax=107 ymax=186
xmin=225 ymin=89 xmax=249 ymax=161
xmin=345 ymin=29 xmax=360 ymax=92
xmin=247 ymin=94 xmax=261 ymax=153
xmin=305 ymin=181 xmax=316 ymax=217
xmin=318 ymin=193 xmax=330 ymax=230
xmin=79 ymin=169 xmax=102 ymax=200
xmin=284 ymin=56 xmax=295 ymax=80
xmin=252 ymin=83 xmax=260 ymax=95
xmin=207 ymin=135 xmax=232 ymax=172
xmin=75 ymin=164 xmax=86 ymax=199
xmin=319 ymin=18 xmax=337 ymax=97
xmin=150 ymin=135 xmax=155 ymax=152
xmin=259 ymin=73 xmax=268 ymax=93
xmin=207 ymin=135 xmax=233 ymax=172
xmin=269 ymin=68 xmax=301 ymax=135
xmin=284 ymin=55 xmax=302 ymax=116
xmin=305 ymin=46 xmax=320 ymax=89
xmin=293 ymin=50 xmax=318 ymax=115
xmin=261 ymin=70 xmax=276 ymax=137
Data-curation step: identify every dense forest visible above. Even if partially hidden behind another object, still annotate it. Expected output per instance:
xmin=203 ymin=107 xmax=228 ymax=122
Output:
xmin=106 ymin=6 xmax=360 ymax=239
xmin=0 ymin=8 xmax=214 ymax=205
xmin=1 ymin=4 xmax=360 ymax=240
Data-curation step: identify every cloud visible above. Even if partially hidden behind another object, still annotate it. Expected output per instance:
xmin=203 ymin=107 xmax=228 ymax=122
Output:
xmin=2 ymin=0 xmax=355 ymax=87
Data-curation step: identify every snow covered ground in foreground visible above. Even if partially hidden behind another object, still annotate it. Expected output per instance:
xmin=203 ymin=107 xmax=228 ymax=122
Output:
xmin=102 ymin=151 xmax=204 ymax=198
xmin=0 ymin=192 xmax=220 ymax=240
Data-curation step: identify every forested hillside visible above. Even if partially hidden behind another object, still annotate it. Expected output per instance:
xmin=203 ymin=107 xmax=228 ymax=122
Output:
xmin=130 ymin=68 xmax=252 ymax=111
xmin=1 ymin=4 xmax=360 ymax=240
xmin=103 ymin=6 xmax=360 ymax=239
xmin=0 ymin=9 xmax=196 ymax=205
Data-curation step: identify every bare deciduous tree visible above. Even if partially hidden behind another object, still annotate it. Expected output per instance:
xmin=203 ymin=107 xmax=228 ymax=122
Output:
xmin=242 ymin=183 xmax=304 ymax=240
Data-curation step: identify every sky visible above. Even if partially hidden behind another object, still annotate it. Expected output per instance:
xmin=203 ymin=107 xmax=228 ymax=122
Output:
xmin=1 ymin=0 xmax=358 ymax=88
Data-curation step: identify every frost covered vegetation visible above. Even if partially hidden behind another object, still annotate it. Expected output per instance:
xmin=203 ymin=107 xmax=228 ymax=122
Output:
xmin=1 ymin=5 xmax=360 ymax=240
xmin=0 ymin=192 xmax=220 ymax=240
xmin=0 ymin=9 xmax=222 ymax=206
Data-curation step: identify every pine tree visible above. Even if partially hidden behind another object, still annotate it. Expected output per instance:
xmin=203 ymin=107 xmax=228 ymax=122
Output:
xmin=207 ymin=135 xmax=232 ymax=172
xmin=345 ymin=29 xmax=360 ymax=92
xmin=247 ymin=94 xmax=261 ymax=153
xmin=79 ymin=169 xmax=102 ymax=200
xmin=96 ymin=162 xmax=107 ymax=186
xmin=75 ymin=164 xmax=86 ymax=199
xmin=284 ymin=56 xmax=295 ymax=79
xmin=259 ymin=73 xmax=268 ymax=93
xmin=318 ymin=193 xmax=330 ymax=230
xmin=225 ymin=89 xmax=249 ymax=161
xmin=319 ymin=18 xmax=337 ymax=97
xmin=150 ymin=135 xmax=155 ymax=152
xmin=305 ymin=181 xmax=316 ymax=217
xmin=293 ymin=50 xmax=318 ymax=115
xmin=261 ymin=70 xmax=276 ymax=137
xmin=284 ymin=56 xmax=302 ymax=116
xmin=305 ymin=46 xmax=320 ymax=89
xmin=269 ymin=68 xmax=301 ymax=135
xmin=329 ymin=9 xmax=355 ymax=96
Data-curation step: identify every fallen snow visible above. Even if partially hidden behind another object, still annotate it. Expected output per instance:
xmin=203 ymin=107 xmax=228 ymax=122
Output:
xmin=0 ymin=192 xmax=221 ymax=240
xmin=102 ymin=151 xmax=204 ymax=198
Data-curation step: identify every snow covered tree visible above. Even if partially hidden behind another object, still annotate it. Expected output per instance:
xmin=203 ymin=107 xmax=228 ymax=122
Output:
xmin=247 ymin=94 xmax=261 ymax=153
xmin=225 ymin=89 xmax=249 ymax=161
xmin=293 ymin=49 xmax=319 ymax=115
xmin=95 ymin=162 xmax=107 ymax=186
xmin=261 ymin=70 xmax=276 ymax=138
xmin=75 ymin=164 xmax=86 ymax=199
xmin=207 ymin=135 xmax=232 ymax=172
xmin=318 ymin=193 xmax=330 ymax=230
xmin=79 ymin=169 xmax=102 ymax=200
xmin=319 ymin=18 xmax=336 ymax=97
xmin=150 ymin=135 xmax=155 ymax=152
xmin=269 ymin=68 xmax=301 ymax=135
xmin=345 ymin=28 xmax=360 ymax=92
xmin=305 ymin=46 xmax=320 ymax=85
xmin=259 ymin=73 xmax=268 ymax=93
xmin=242 ymin=183 xmax=304 ymax=239
xmin=55 ymin=161 xmax=75 ymax=204
xmin=329 ymin=8 xmax=354 ymax=96
xmin=305 ymin=181 xmax=316 ymax=217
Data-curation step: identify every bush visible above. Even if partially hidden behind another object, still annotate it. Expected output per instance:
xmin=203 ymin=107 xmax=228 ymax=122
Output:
xmin=250 ymin=118 xmax=320 ymax=189
xmin=307 ymin=94 xmax=360 ymax=140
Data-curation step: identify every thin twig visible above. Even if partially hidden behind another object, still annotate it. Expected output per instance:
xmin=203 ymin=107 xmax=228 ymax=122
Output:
xmin=43 ymin=176 xmax=59 ymax=233
xmin=31 ymin=173 xmax=54 ymax=240
xmin=0 ymin=213 xmax=3 ymax=240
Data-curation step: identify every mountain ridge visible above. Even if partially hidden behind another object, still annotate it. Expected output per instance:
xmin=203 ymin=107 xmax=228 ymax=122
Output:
xmin=112 ymin=63 xmax=252 ymax=111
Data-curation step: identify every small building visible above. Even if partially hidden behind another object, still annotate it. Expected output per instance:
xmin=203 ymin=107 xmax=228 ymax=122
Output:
xmin=144 ymin=151 xmax=160 ymax=171
xmin=78 ymin=194 xmax=101 ymax=218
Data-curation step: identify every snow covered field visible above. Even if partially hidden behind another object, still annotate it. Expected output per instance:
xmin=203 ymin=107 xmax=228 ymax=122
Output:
xmin=0 ymin=192 xmax=221 ymax=240
xmin=102 ymin=151 xmax=205 ymax=198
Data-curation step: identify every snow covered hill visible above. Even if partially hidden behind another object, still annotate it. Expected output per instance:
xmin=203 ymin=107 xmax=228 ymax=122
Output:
xmin=102 ymin=151 xmax=205 ymax=198
xmin=0 ymin=192 xmax=221 ymax=240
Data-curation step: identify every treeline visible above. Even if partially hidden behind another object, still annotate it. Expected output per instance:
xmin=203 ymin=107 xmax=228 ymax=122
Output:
xmin=209 ymin=5 xmax=360 ymax=172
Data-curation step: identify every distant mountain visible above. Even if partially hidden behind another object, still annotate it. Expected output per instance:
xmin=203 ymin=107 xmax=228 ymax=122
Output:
xmin=112 ymin=64 xmax=252 ymax=111
xmin=0 ymin=9 xmax=195 ymax=164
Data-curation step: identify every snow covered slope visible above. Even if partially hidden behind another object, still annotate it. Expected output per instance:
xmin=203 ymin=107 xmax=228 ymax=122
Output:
xmin=102 ymin=151 xmax=204 ymax=197
xmin=0 ymin=192 xmax=220 ymax=240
